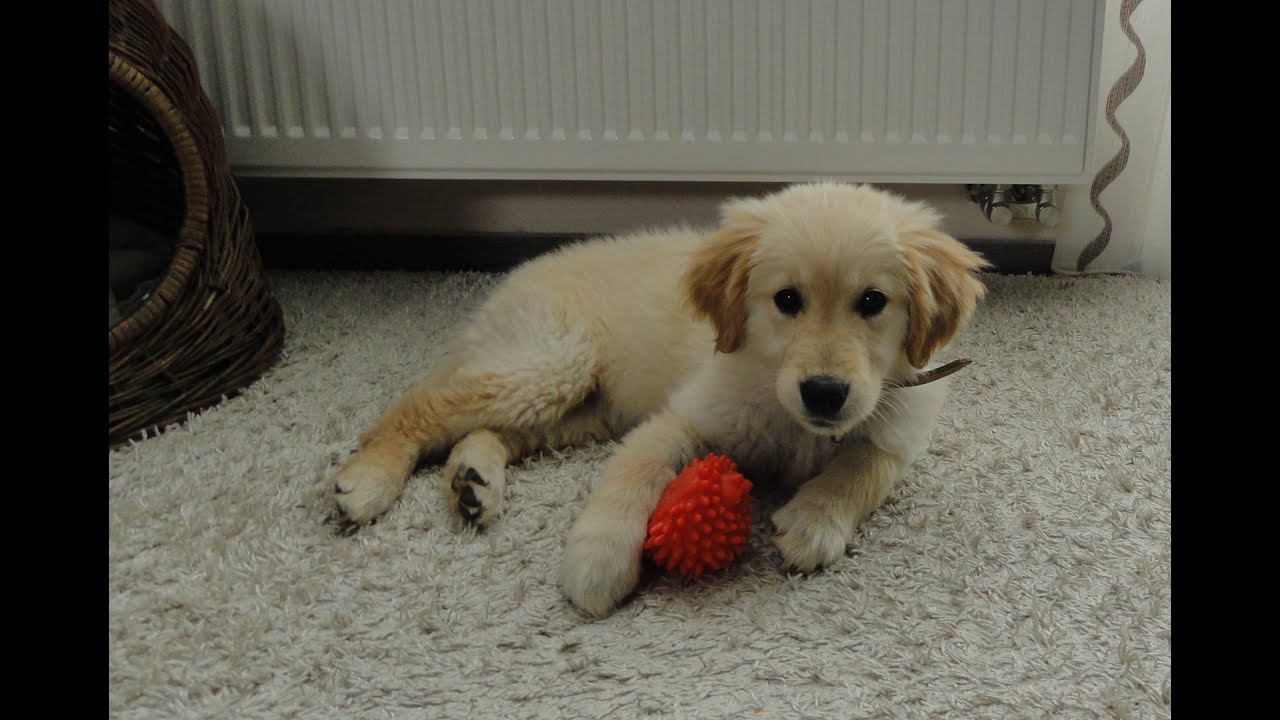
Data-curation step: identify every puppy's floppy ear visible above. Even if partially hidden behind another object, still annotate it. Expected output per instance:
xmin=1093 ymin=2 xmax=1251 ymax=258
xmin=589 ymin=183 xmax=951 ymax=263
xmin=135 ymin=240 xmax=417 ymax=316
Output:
xmin=901 ymin=229 xmax=991 ymax=368
xmin=685 ymin=201 xmax=764 ymax=353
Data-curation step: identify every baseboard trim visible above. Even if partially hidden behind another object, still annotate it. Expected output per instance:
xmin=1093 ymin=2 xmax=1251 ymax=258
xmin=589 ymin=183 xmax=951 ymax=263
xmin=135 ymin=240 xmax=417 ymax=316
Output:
xmin=258 ymin=232 xmax=1054 ymax=275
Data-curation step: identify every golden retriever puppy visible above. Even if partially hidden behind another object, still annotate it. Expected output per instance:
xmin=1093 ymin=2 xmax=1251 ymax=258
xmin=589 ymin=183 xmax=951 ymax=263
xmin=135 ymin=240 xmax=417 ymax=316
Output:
xmin=332 ymin=182 xmax=988 ymax=617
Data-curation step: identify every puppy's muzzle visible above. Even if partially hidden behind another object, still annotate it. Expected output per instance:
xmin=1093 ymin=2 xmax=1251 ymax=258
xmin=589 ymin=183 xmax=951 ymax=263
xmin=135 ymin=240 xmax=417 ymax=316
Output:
xmin=799 ymin=376 xmax=850 ymax=420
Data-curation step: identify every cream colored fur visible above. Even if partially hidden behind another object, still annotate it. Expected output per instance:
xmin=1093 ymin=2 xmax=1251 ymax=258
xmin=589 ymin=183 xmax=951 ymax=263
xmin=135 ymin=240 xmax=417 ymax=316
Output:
xmin=332 ymin=182 xmax=988 ymax=617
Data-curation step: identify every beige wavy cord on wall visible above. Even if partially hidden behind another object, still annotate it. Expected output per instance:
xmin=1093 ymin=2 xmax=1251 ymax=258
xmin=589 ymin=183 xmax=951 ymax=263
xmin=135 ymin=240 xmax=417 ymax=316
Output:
xmin=1079 ymin=0 xmax=1147 ymax=272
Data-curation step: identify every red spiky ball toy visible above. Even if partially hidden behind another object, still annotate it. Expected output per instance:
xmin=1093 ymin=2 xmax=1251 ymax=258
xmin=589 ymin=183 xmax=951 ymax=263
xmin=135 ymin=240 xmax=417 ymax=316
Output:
xmin=643 ymin=453 xmax=752 ymax=577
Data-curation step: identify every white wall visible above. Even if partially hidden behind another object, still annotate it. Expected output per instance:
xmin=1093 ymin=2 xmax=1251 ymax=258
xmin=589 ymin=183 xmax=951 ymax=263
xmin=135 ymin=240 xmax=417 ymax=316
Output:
xmin=1054 ymin=0 xmax=1170 ymax=279
xmin=1140 ymin=94 xmax=1170 ymax=279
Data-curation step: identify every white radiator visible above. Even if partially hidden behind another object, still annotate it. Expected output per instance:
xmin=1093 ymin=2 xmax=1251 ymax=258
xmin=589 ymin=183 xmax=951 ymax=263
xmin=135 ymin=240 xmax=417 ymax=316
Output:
xmin=157 ymin=0 xmax=1105 ymax=183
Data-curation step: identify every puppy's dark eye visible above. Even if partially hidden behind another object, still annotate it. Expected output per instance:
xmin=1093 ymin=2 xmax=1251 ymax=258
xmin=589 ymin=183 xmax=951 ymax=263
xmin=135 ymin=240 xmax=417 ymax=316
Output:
xmin=855 ymin=289 xmax=887 ymax=317
xmin=773 ymin=287 xmax=803 ymax=316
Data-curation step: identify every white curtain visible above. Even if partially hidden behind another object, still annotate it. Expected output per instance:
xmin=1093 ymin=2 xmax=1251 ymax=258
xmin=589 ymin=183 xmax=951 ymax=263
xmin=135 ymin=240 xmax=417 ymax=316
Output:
xmin=1053 ymin=0 xmax=1171 ymax=279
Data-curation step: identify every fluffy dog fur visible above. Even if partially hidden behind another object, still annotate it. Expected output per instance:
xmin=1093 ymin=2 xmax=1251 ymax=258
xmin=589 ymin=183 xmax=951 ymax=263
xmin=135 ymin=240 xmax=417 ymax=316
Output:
xmin=332 ymin=183 xmax=989 ymax=617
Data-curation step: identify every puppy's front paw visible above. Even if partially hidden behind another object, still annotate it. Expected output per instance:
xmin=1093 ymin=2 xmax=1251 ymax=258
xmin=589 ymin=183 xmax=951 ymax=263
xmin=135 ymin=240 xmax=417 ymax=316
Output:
xmin=771 ymin=499 xmax=850 ymax=573
xmin=559 ymin=516 xmax=645 ymax=618
xmin=333 ymin=458 xmax=404 ymax=525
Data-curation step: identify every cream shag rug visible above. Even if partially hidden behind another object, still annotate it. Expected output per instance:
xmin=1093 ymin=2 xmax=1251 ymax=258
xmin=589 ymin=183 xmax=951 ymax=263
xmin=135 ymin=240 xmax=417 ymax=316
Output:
xmin=109 ymin=270 xmax=1171 ymax=719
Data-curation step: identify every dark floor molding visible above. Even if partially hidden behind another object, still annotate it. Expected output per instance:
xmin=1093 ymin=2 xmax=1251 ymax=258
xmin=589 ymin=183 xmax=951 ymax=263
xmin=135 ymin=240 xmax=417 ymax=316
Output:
xmin=259 ymin=232 xmax=1054 ymax=276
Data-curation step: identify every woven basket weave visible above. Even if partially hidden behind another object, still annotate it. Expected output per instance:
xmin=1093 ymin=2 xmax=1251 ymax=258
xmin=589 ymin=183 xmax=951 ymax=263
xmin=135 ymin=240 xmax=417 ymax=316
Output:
xmin=109 ymin=0 xmax=284 ymax=448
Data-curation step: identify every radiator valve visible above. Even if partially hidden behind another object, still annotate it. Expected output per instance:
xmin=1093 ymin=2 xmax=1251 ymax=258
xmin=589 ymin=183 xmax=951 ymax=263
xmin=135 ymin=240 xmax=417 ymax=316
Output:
xmin=966 ymin=184 xmax=1059 ymax=227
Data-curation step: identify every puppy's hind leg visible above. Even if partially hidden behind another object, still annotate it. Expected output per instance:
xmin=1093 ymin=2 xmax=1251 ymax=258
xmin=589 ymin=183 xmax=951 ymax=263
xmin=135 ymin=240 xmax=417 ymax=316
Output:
xmin=334 ymin=328 xmax=601 ymax=526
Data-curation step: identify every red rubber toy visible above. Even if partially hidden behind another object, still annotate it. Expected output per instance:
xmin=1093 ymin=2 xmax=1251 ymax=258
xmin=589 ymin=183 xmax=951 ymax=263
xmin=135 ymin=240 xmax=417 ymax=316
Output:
xmin=643 ymin=453 xmax=752 ymax=577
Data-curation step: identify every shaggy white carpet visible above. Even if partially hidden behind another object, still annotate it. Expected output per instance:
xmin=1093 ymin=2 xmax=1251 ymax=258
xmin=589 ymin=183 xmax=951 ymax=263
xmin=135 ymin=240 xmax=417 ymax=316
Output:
xmin=109 ymin=270 xmax=1170 ymax=719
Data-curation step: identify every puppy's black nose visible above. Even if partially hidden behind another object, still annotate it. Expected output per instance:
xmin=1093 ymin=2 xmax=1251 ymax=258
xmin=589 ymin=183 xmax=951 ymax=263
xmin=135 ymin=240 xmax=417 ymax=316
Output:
xmin=799 ymin=376 xmax=850 ymax=418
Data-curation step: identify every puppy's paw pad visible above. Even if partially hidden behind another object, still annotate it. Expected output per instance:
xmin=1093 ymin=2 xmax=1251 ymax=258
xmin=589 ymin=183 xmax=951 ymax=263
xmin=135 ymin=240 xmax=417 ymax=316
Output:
xmin=457 ymin=484 xmax=484 ymax=521
xmin=449 ymin=467 xmax=489 ymax=492
xmin=447 ymin=465 xmax=503 ymax=527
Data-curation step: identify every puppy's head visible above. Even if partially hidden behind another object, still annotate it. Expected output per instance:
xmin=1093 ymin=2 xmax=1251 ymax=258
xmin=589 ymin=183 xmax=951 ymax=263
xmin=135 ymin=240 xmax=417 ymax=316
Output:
xmin=686 ymin=183 xmax=989 ymax=437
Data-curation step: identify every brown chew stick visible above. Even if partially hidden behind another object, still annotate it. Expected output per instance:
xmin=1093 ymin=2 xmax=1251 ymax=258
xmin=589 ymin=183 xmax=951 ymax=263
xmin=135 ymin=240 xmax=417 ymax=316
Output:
xmin=888 ymin=359 xmax=973 ymax=389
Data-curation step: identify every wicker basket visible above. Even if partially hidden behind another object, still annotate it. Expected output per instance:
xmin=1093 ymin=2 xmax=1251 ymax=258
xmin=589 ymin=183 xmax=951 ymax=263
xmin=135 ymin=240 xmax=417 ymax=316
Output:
xmin=109 ymin=0 xmax=284 ymax=448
